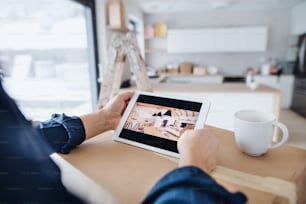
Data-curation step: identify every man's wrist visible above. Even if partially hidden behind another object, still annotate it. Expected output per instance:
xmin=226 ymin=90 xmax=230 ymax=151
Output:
xmin=178 ymin=152 xmax=212 ymax=174
xmin=80 ymin=110 xmax=109 ymax=139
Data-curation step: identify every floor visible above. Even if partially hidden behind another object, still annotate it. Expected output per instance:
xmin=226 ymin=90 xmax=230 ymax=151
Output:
xmin=279 ymin=109 xmax=306 ymax=150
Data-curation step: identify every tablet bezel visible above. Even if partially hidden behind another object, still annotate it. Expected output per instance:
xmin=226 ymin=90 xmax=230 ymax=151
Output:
xmin=112 ymin=91 xmax=211 ymax=158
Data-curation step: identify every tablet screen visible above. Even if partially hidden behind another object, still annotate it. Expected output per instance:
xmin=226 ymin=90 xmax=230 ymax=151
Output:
xmin=117 ymin=93 xmax=204 ymax=154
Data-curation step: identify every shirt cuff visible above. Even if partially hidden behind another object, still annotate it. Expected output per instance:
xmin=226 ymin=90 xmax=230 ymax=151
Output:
xmin=42 ymin=113 xmax=86 ymax=154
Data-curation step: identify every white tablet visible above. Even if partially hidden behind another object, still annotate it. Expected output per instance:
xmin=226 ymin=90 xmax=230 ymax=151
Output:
xmin=113 ymin=91 xmax=211 ymax=158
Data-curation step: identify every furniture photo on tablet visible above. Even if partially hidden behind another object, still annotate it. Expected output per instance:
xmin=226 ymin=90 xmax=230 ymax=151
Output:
xmin=113 ymin=91 xmax=211 ymax=158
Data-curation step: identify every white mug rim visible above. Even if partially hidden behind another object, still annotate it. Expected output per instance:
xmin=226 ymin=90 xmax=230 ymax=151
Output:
xmin=234 ymin=109 xmax=275 ymax=124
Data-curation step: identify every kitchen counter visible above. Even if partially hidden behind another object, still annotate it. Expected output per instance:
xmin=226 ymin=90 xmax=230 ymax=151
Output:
xmin=151 ymin=82 xmax=280 ymax=94
xmin=156 ymin=74 xmax=223 ymax=84
xmin=150 ymin=74 xmax=293 ymax=108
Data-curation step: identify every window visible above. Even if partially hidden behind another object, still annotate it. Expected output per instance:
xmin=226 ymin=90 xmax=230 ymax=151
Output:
xmin=0 ymin=0 xmax=99 ymax=121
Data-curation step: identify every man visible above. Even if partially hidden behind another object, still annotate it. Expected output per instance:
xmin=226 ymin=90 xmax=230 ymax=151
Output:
xmin=0 ymin=81 xmax=246 ymax=203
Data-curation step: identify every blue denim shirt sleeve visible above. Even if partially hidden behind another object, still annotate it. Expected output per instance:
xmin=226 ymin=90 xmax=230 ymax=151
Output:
xmin=143 ymin=166 xmax=247 ymax=204
xmin=38 ymin=113 xmax=86 ymax=154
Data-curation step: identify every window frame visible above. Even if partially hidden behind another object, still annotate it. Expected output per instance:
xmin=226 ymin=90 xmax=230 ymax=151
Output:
xmin=72 ymin=0 xmax=100 ymax=109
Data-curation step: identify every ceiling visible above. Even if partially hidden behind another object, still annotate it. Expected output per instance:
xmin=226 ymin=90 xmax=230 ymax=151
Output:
xmin=126 ymin=0 xmax=306 ymax=13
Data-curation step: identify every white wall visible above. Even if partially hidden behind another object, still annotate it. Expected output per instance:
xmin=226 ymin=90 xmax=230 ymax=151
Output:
xmin=291 ymin=1 xmax=306 ymax=35
xmin=144 ymin=8 xmax=292 ymax=75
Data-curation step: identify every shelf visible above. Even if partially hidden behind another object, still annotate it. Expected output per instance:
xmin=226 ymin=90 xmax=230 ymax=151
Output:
xmin=145 ymin=37 xmax=167 ymax=41
xmin=107 ymin=25 xmax=129 ymax=33
xmin=145 ymin=48 xmax=167 ymax=53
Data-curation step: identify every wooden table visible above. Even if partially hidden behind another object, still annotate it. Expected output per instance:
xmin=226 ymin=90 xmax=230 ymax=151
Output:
xmin=61 ymin=126 xmax=306 ymax=204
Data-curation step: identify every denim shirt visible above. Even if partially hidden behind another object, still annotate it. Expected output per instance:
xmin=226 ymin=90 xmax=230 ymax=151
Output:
xmin=0 ymin=82 xmax=83 ymax=203
xmin=0 ymin=81 xmax=247 ymax=203
xmin=143 ymin=166 xmax=247 ymax=203
xmin=38 ymin=113 xmax=86 ymax=154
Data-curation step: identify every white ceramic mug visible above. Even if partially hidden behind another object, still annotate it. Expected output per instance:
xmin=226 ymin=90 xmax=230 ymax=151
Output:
xmin=234 ymin=109 xmax=289 ymax=156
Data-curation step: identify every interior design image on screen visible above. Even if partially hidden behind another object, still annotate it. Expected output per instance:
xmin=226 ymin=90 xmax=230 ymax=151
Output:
xmin=123 ymin=98 xmax=200 ymax=141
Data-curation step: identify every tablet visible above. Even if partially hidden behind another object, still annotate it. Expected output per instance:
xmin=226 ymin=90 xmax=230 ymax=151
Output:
xmin=113 ymin=91 xmax=211 ymax=158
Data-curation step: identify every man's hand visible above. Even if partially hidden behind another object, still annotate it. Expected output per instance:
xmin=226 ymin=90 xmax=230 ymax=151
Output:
xmin=103 ymin=91 xmax=135 ymax=130
xmin=178 ymin=128 xmax=218 ymax=174
xmin=80 ymin=91 xmax=134 ymax=139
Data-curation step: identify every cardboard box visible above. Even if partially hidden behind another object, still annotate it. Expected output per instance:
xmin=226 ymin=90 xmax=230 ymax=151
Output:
xmin=179 ymin=62 xmax=193 ymax=74
xmin=106 ymin=0 xmax=127 ymax=31
xmin=193 ymin=66 xmax=208 ymax=75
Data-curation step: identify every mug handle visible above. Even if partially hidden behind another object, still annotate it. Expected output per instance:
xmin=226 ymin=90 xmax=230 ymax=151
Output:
xmin=269 ymin=122 xmax=289 ymax=149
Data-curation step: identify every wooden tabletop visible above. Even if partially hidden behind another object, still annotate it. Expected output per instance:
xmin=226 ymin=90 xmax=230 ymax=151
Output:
xmin=61 ymin=126 xmax=306 ymax=204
